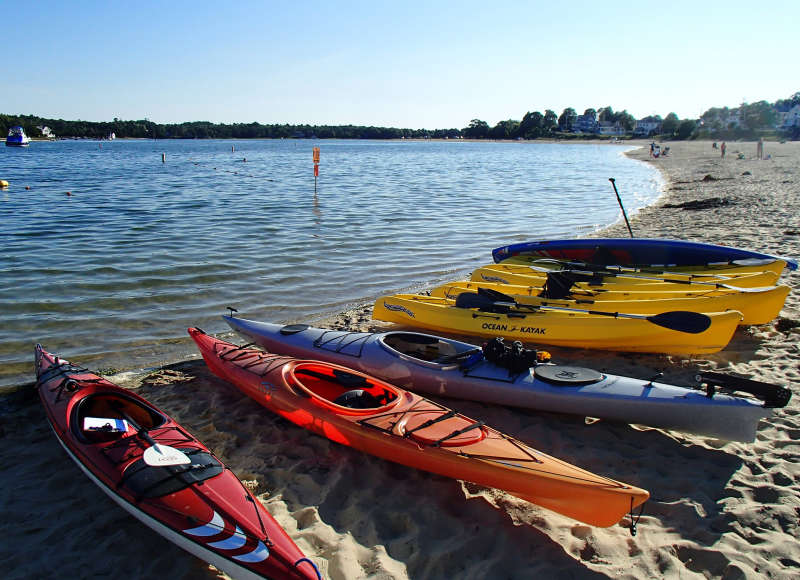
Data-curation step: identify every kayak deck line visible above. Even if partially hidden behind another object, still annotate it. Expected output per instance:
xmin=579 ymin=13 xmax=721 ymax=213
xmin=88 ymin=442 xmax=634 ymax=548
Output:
xmin=314 ymin=331 xmax=371 ymax=356
xmin=216 ymin=342 xmax=294 ymax=374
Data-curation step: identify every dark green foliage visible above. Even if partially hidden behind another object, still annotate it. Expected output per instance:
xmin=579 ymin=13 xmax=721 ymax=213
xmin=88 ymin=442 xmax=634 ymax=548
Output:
xmin=543 ymin=109 xmax=558 ymax=133
xmin=741 ymin=101 xmax=777 ymax=129
xmin=0 ymin=114 xmax=461 ymax=140
xmin=519 ymin=111 xmax=543 ymax=138
xmin=558 ymin=108 xmax=577 ymax=132
xmin=4 ymin=89 xmax=797 ymax=141
xmin=489 ymin=119 xmax=520 ymax=139
xmin=0 ymin=114 xmax=45 ymax=138
xmin=661 ymin=112 xmax=680 ymax=137
xmin=462 ymin=119 xmax=490 ymax=139
xmin=676 ymin=119 xmax=698 ymax=140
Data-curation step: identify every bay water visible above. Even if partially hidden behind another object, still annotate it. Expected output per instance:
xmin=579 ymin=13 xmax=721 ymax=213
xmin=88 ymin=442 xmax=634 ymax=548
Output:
xmin=0 ymin=139 xmax=662 ymax=389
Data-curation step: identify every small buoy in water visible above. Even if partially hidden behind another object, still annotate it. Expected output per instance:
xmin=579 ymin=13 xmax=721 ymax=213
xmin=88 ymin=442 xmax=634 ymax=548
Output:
xmin=0 ymin=179 xmax=9 ymax=188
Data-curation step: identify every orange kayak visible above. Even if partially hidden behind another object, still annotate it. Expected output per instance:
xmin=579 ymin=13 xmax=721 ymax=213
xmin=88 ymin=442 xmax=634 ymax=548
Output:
xmin=189 ymin=328 xmax=649 ymax=528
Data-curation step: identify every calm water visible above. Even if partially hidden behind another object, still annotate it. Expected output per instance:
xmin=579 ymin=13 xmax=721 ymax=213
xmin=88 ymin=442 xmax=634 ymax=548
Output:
xmin=0 ymin=139 xmax=662 ymax=388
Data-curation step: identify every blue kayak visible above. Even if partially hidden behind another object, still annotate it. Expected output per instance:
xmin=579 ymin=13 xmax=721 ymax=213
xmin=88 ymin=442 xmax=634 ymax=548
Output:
xmin=222 ymin=314 xmax=791 ymax=442
xmin=492 ymin=238 xmax=798 ymax=270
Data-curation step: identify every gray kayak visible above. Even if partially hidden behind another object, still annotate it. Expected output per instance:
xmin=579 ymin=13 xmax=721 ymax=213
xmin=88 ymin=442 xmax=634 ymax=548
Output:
xmin=223 ymin=315 xmax=789 ymax=442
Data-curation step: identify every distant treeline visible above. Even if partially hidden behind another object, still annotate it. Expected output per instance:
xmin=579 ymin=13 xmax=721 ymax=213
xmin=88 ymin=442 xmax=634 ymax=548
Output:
xmin=3 ymin=90 xmax=799 ymax=141
xmin=0 ymin=114 xmax=461 ymax=140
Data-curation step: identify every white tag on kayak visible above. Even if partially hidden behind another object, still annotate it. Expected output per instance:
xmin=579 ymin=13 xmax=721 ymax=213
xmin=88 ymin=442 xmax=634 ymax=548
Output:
xmin=143 ymin=443 xmax=191 ymax=466
xmin=83 ymin=417 xmax=128 ymax=433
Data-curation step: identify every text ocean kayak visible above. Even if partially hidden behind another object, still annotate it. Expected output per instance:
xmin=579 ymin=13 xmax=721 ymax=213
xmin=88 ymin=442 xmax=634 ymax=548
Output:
xmin=373 ymin=293 xmax=742 ymax=356
xmin=492 ymin=238 xmax=798 ymax=271
xmin=189 ymin=328 xmax=649 ymax=528
xmin=35 ymin=344 xmax=320 ymax=580
xmin=430 ymin=280 xmax=790 ymax=325
xmin=222 ymin=315 xmax=789 ymax=441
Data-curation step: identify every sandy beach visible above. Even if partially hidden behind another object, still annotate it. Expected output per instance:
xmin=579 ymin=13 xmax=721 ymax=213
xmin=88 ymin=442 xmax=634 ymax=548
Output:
xmin=2 ymin=140 xmax=798 ymax=579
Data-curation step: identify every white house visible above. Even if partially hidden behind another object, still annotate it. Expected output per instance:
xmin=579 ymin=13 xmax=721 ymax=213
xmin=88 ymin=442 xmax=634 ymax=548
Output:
xmin=598 ymin=121 xmax=625 ymax=136
xmin=37 ymin=125 xmax=56 ymax=139
xmin=633 ymin=119 xmax=661 ymax=137
xmin=723 ymin=109 xmax=743 ymax=128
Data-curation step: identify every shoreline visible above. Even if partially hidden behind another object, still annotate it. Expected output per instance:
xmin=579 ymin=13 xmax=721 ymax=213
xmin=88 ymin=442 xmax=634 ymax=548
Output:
xmin=3 ymin=140 xmax=798 ymax=579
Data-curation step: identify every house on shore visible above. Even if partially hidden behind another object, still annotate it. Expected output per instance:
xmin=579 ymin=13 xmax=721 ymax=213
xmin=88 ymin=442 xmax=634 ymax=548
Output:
xmin=37 ymin=126 xmax=57 ymax=140
xmin=776 ymin=104 xmax=800 ymax=129
xmin=598 ymin=121 xmax=625 ymax=136
xmin=633 ymin=119 xmax=661 ymax=137
xmin=572 ymin=113 xmax=599 ymax=134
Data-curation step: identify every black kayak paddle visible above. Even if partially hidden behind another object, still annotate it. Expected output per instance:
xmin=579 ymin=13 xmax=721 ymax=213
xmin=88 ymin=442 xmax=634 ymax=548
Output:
xmin=462 ymin=287 xmax=714 ymax=334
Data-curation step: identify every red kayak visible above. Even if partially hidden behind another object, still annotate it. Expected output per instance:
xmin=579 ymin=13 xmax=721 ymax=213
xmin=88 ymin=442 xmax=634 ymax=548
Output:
xmin=35 ymin=344 xmax=321 ymax=580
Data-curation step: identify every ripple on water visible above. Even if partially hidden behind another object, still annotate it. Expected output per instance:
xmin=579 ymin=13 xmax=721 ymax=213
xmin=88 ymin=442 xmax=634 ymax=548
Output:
xmin=0 ymin=139 xmax=661 ymax=387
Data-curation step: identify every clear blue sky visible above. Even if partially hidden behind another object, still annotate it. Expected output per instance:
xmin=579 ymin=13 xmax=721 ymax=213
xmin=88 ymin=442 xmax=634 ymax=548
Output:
xmin=2 ymin=1 xmax=796 ymax=129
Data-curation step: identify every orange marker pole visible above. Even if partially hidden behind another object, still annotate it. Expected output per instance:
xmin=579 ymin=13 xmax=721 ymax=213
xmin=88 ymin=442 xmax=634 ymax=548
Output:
xmin=312 ymin=147 xmax=320 ymax=193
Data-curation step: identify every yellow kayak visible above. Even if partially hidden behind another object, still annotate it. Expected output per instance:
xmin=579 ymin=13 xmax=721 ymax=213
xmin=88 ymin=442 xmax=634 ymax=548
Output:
xmin=472 ymin=263 xmax=779 ymax=291
xmin=434 ymin=280 xmax=770 ymax=301
xmin=431 ymin=281 xmax=790 ymax=326
xmin=373 ymin=293 xmax=743 ymax=356
xmin=502 ymin=255 xmax=790 ymax=277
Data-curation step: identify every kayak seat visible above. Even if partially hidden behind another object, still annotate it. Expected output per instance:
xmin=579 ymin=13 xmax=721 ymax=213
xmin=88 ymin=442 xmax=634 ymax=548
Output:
xmin=333 ymin=389 xmax=383 ymax=409
xmin=454 ymin=291 xmax=510 ymax=313
xmin=383 ymin=333 xmax=442 ymax=362
xmin=293 ymin=364 xmax=397 ymax=407
xmin=73 ymin=394 xmax=165 ymax=443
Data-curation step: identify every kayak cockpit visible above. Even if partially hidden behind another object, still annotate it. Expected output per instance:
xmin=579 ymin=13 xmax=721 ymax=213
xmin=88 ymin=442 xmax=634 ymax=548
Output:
xmin=72 ymin=393 xmax=225 ymax=497
xmin=381 ymin=332 xmax=482 ymax=366
xmin=72 ymin=393 xmax=166 ymax=444
xmin=289 ymin=362 xmax=401 ymax=413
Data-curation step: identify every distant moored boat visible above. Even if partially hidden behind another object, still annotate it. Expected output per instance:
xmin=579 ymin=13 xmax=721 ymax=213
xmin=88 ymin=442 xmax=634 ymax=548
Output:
xmin=5 ymin=125 xmax=30 ymax=147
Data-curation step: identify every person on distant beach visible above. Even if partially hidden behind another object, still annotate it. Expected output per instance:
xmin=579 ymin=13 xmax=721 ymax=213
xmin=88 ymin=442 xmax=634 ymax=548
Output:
xmin=712 ymin=142 xmax=718 ymax=149
xmin=721 ymin=142 xmax=727 ymax=158
xmin=757 ymin=138 xmax=764 ymax=160
xmin=650 ymin=142 xmax=655 ymax=157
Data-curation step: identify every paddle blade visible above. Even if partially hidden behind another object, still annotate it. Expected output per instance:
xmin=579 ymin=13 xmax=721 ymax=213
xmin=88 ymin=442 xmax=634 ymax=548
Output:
xmin=143 ymin=443 xmax=192 ymax=467
xmin=647 ymin=311 xmax=712 ymax=334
